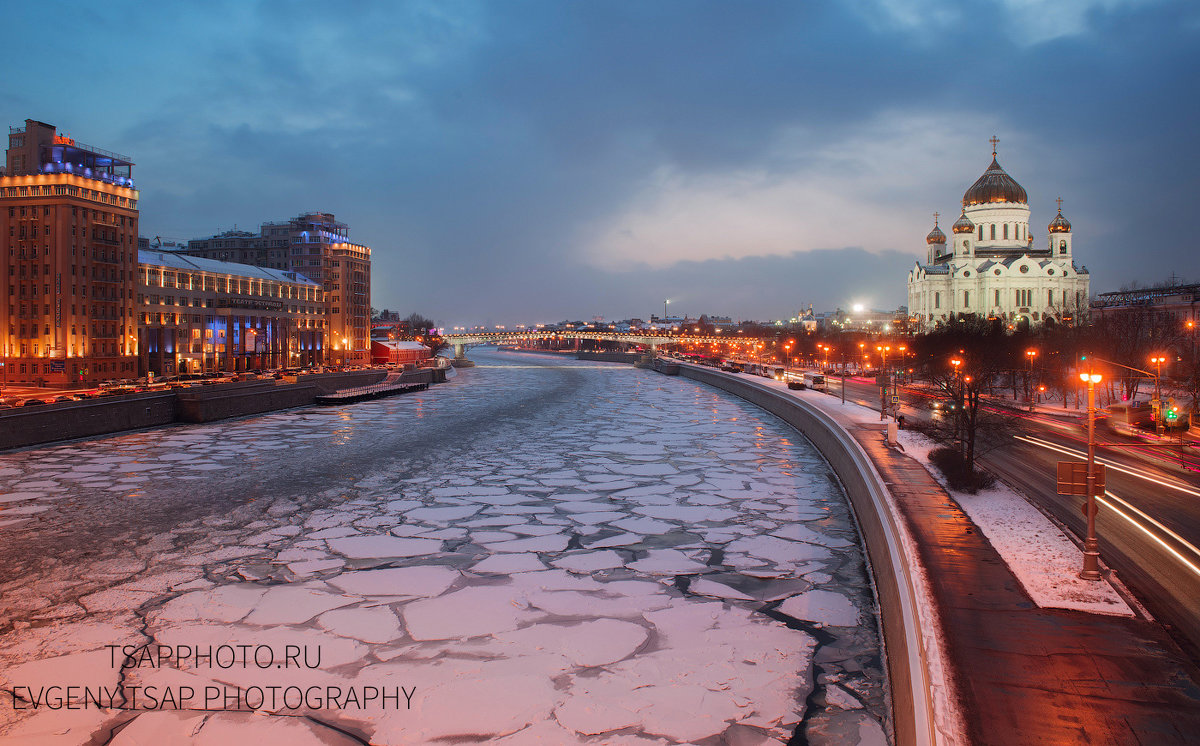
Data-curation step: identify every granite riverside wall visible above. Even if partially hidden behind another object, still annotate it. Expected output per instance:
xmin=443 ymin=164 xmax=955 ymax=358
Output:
xmin=0 ymin=392 xmax=178 ymax=451
xmin=0 ymin=371 xmax=390 ymax=451
xmin=676 ymin=364 xmax=936 ymax=746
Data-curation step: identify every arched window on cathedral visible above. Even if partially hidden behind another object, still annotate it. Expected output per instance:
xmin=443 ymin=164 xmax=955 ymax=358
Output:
xmin=978 ymin=225 xmax=983 ymax=241
xmin=990 ymin=224 xmax=996 ymax=240
xmin=964 ymin=290 xmax=970 ymax=307
xmin=1059 ymin=240 xmax=1067 ymax=254
xmin=934 ymin=292 xmax=941 ymax=309
xmin=1003 ymin=224 xmax=1009 ymax=239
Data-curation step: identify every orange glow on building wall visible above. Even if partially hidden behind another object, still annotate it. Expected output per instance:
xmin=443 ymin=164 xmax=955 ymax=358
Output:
xmin=2 ymin=119 xmax=139 ymax=386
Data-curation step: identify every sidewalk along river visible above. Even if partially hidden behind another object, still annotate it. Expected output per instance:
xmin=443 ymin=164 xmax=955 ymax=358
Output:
xmin=0 ymin=347 xmax=889 ymax=745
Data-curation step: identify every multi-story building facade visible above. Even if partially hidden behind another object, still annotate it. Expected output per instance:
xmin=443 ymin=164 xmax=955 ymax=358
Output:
xmin=177 ymin=225 xmax=291 ymax=270
xmin=907 ymin=141 xmax=1090 ymax=330
xmin=182 ymin=212 xmax=371 ymax=364
xmin=1 ymin=119 xmax=139 ymax=385
xmin=138 ymin=250 xmax=324 ymax=376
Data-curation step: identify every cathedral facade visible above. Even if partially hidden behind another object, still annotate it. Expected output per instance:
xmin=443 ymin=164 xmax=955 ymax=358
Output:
xmin=907 ymin=142 xmax=1089 ymax=331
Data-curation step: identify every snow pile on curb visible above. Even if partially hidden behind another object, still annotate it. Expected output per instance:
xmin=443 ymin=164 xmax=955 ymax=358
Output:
xmin=895 ymin=430 xmax=1133 ymax=617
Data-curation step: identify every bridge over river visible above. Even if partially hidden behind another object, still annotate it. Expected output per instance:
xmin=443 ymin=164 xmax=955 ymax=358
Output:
xmin=442 ymin=329 xmax=759 ymax=363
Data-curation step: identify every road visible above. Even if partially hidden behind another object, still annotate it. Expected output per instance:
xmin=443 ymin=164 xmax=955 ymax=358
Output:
xmin=822 ymin=371 xmax=1200 ymax=660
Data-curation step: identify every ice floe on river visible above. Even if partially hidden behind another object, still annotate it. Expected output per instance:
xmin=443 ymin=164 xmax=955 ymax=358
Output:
xmin=0 ymin=350 xmax=887 ymax=744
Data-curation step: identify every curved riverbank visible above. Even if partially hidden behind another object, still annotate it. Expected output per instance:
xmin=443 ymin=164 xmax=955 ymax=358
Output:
xmin=675 ymin=363 xmax=947 ymax=746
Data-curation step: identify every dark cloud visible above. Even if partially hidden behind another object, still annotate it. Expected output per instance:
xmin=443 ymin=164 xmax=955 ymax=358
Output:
xmin=2 ymin=0 xmax=1197 ymax=326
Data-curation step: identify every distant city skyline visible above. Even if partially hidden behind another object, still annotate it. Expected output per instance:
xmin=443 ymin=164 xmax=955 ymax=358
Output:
xmin=3 ymin=1 xmax=1197 ymax=328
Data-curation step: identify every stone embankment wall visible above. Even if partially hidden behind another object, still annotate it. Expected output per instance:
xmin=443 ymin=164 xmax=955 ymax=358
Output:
xmin=675 ymin=364 xmax=935 ymax=746
xmin=574 ymin=351 xmax=641 ymax=363
xmin=0 ymin=370 xmax=401 ymax=451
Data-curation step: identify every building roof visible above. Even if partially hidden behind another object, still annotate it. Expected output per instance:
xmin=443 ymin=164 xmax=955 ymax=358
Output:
xmin=138 ymin=250 xmax=320 ymax=286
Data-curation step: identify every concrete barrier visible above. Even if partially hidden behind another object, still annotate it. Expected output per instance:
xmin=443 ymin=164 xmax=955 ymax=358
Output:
xmin=677 ymin=364 xmax=936 ymax=746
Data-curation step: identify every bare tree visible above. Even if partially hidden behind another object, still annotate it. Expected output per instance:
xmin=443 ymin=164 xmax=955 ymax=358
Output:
xmin=1092 ymin=307 xmax=1181 ymax=401
xmin=911 ymin=315 xmax=1023 ymax=479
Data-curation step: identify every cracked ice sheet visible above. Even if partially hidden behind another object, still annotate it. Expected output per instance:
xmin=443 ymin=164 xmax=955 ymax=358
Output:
xmin=0 ymin=349 xmax=887 ymax=745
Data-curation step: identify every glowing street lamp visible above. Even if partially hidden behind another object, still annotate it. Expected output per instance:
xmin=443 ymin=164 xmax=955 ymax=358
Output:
xmin=876 ymin=345 xmax=891 ymax=420
xmin=1151 ymin=355 xmax=1167 ymax=435
xmin=1026 ymin=349 xmax=1038 ymax=411
xmin=1079 ymin=371 xmax=1104 ymax=580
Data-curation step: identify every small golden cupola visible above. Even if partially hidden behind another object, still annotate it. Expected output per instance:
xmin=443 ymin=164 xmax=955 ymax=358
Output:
xmin=926 ymin=214 xmax=947 ymax=244
xmin=1048 ymin=199 xmax=1072 ymax=233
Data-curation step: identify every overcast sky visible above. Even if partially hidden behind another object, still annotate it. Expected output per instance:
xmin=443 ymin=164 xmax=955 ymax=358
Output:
xmin=3 ymin=1 xmax=1197 ymax=328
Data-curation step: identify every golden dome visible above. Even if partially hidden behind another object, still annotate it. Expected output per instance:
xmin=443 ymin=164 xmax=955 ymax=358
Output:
xmin=926 ymin=217 xmax=947 ymax=244
xmin=1048 ymin=205 xmax=1071 ymax=233
xmin=962 ymin=156 xmax=1027 ymax=206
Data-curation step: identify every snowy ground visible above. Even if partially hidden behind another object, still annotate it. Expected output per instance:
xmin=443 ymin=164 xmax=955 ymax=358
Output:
xmin=894 ymin=430 xmax=1133 ymax=617
xmin=0 ymin=350 xmax=888 ymax=745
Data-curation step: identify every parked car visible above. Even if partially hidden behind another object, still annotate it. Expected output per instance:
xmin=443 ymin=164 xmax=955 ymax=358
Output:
xmin=21 ymin=398 xmax=48 ymax=406
xmin=52 ymin=395 xmax=77 ymax=403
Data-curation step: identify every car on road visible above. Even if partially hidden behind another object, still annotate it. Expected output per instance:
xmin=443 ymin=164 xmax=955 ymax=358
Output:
xmin=20 ymin=398 xmax=47 ymax=406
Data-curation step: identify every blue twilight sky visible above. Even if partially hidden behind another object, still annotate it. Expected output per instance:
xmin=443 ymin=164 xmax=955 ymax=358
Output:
xmin=2 ymin=0 xmax=1197 ymax=328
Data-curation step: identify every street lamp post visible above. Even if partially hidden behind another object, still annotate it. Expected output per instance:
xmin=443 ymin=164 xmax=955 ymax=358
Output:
xmin=1079 ymin=371 xmax=1104 ymax=580
xmin=1026 ymin=349 xmax=1038 ymax=411
xmin=950 ymin=358 xmax=963 ymax=451
xmin=1151 ymin=355 xmax=1166 ymax=435
xmin=876 ymin=345 xmax=891 ymax=420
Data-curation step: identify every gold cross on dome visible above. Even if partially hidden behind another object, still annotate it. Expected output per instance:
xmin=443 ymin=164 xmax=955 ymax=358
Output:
xmin=989 ymin=136 xmax=999 ymax=155
xmin=933 ymin=211 xmax=940 ymax=225
xmin=1056 ymin=196 xmax=1063 ymax=212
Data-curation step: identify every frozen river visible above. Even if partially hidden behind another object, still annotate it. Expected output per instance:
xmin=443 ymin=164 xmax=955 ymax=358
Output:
xmin=0 ymin=349 xmax=888 ymax=745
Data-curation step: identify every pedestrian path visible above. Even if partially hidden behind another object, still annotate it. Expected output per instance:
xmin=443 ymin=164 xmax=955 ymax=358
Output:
xmin=853 ymin=425 xmax=1200 ymax=745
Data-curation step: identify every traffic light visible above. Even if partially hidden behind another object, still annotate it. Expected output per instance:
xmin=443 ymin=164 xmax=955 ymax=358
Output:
xmin=1166 ymin=403 xmax=1180 ymax=421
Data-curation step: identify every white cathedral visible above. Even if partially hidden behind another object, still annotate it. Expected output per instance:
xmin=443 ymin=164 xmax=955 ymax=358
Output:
xmin=907 ymin=140 xmax=1089 ymax=330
